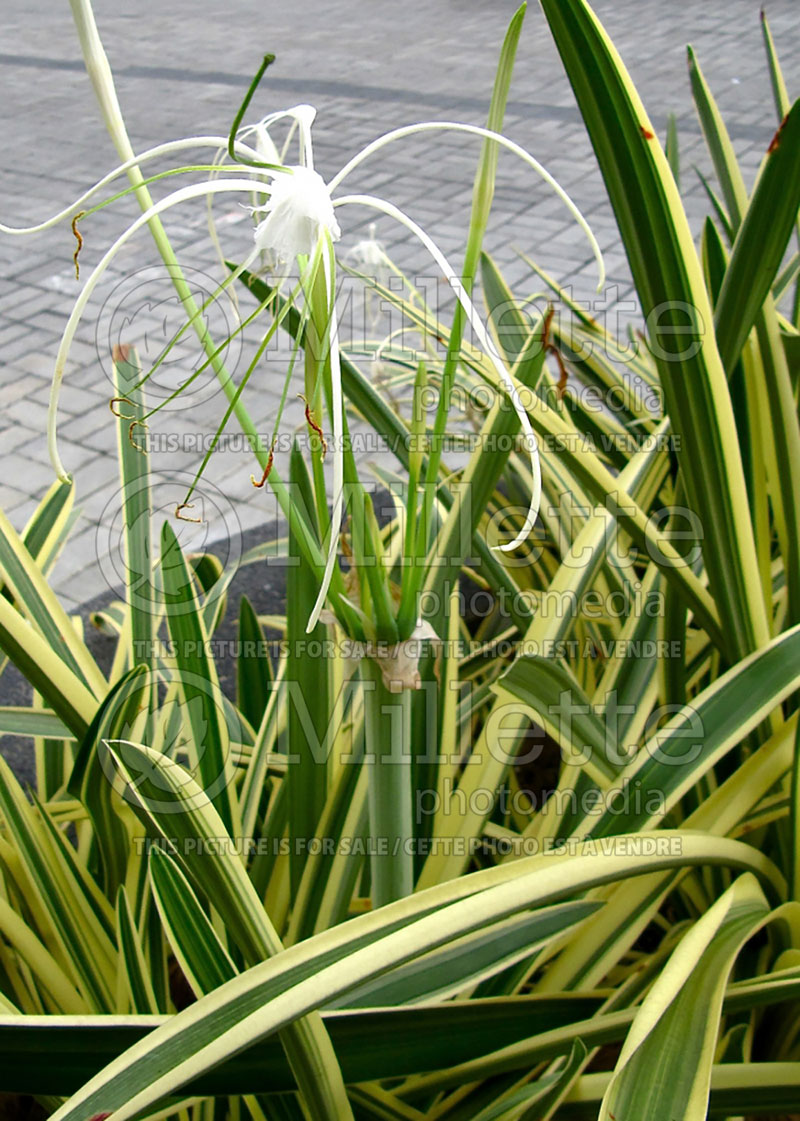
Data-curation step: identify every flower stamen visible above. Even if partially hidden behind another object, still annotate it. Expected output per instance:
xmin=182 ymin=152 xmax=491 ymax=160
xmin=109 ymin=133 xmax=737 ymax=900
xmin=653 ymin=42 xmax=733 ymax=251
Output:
xmin=109 ymin=396 xmax=135 ymax=419
xmin=128 ymin=419 xmax=148 ymax=453
xmin=175 ymin=502 xmax=202 ymax=523
xmin=71 ymin=211 xmax=85 ymax=279
xmin=251 ymin=441 xmax=276 ymax=488
xmin=298 ymin=392 xmax=327 ymax=457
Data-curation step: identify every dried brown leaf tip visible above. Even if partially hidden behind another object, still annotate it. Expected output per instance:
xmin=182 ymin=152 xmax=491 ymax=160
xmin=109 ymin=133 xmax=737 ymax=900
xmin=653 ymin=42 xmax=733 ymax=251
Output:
xmin=298 ymin=393 xmax=327 ymax=456
xmin=768 ymin=112 xmax=789 ymax=154
xmin=639 ymin=125 xmax=655 ymax=140
xmin=251 ymin=440 xmax=276 ymax=488
xmin=175 ymin=502 xmax=202 ymax=523
xmin=112 ymin=343 xmax=131 ymax=364
xmin=71 ymin=211 xmax=85 ymax=279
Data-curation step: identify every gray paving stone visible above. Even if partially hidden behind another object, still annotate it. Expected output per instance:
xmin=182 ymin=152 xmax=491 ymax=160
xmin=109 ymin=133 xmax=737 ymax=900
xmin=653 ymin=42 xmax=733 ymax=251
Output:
xmin=4 ymin=452 xmax=62 ymax=496
xmin=4 ymin=494 xmax=38 ymax=527
xmin=5 ymin=397 xmax=50 ymax=434
xmin=0 ymin=482 xmax=29 ymax=513
xmin=0 ymin=421 xmax=40 ymax=454
xmin=0 ymin=374 xmax=40 ymax=409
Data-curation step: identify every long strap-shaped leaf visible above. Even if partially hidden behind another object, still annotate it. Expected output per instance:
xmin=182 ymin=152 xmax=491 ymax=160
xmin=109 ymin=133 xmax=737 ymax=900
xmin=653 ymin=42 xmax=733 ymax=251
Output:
xmin=714 ymin=100 xmax=800 ymax=373
xmin=103 ymin=739 xmax=352 ymax=1120
xmin=19 ymin=478 xmax=76 ymax=580
xmin=160 ymin=522 xmax=240 ymax=838
xmin=148 ymin=847 xmax=236 ymax=998
xmin=111 ymin=346 xmax=154 ymax=680
xmin=598 ymin=875 xmax=772 ymax=1121
xmin=46 ymin=806 xmax=776 ymax=1120
xmin=691 ymin=57 xmax=800 ymax=631
xmin=6 ymin=972 xmax=800 ymax=1096
xmin=502 ymin=622 xmax=800 ymax=840
xmin=405 ymin=968 xmax=800 ymax=1096
xmin=0 ymin=996 xmax=604 ymax=1094
xmin=539 ymin=0 xmax=769 ymax=661
xmin=564 ymin=1064 xmax=800 ymax=1117
xmin=0 ymin=506 xmax=106 ymax=697
xmin=0 ymin=594 xmax=96 ymax=739
xmin=68 ymin=666 xmax=151 ymax=898
xmin=286 ymin=443 xmax=330 ymax=899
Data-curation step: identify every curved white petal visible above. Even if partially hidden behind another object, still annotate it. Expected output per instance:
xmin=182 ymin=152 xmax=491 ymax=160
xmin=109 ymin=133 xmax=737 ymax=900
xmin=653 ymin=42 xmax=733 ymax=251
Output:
xmin=239 ymin=105 xmax=317 ymax=169
xmin=335 ymin=192 xmax=542 ymax=553
xmin=47 ymin=177 xmax=268 ymax=480
xmin=0 ymin=137 xmax=261 ymax=236
xmin=329 ymin=120 xmax=605 ymax=292
xmin=253 ymin=123 xmax=282 ymax=168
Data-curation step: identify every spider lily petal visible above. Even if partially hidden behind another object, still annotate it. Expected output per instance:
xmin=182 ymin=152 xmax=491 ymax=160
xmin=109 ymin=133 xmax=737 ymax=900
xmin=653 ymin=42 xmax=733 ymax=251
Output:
xmin=240 ymin=104 xmax=317 ymax=168
xmin=334 ymin=192 xmax=542 ymax=551
xmin=329 ymin=120 xmax=605 ymax=292
xmin=253 ymin=123 xmax=282 ymax=168
xmin=346 ymin=222 xmax=390 ymax=326
xmin=0 ymin=136 xmax=260 ymax=236
xmin=47 ymin=176 xmax=269 ymax=480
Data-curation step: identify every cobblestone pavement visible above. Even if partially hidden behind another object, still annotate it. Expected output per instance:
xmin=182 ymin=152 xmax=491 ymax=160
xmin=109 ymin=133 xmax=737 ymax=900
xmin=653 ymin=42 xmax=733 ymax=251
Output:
xmin=0 ymin=0 xmax=797 ymax=610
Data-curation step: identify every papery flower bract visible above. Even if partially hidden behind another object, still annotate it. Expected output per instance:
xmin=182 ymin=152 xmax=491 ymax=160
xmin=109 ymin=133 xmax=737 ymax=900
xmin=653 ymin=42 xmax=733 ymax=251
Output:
xmin=252 ymin=165 xmax=341 ymax=261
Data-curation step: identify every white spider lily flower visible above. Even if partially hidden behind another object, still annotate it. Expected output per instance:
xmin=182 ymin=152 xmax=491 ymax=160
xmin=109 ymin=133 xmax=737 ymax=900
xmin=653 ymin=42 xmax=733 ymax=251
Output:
xmin=346 ymin=222 xmax=389 ymax=326
xmin=347 ymin=222 xmax=388 ymax=273
xmin=252 ymin=165 xmax=341 ymax=261
xmin=40 ymin=98 xmax=604 ymax=636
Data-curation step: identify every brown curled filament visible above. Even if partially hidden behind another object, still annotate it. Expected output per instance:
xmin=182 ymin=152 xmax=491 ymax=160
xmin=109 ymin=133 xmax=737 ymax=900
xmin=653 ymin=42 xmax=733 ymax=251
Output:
xmin=298 ymin=393 xmax=327 ymax=456
xmin=109 ymin=397 xmax=136 ymax=419
xmin=251 ymin=441 xmax=276 ymax=488
xmin=72 ymin=211 xmax=85 ymax=279
xmin=128 ymin=419 xmax=149 ymax=454
xmin=175 ymin=502 xmax=202 ymax=523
